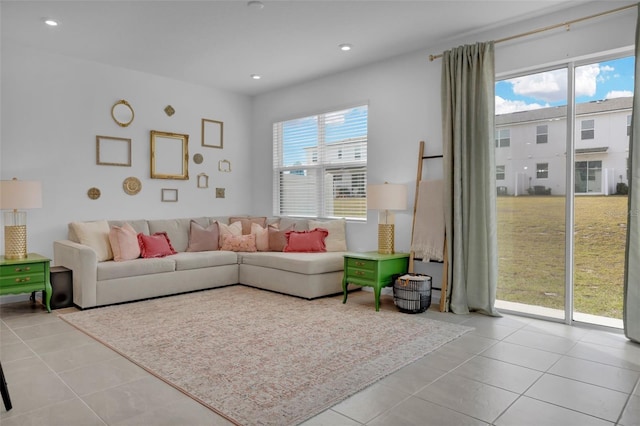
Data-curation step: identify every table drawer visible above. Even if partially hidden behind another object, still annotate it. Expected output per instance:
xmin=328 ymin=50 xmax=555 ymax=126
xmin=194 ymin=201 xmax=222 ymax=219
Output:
xmin=0 ymin=263 xmax=45 ymax=276
xmin=346 ymin=268 xmax=375 ymax=281
xmin=0 ymin=272 xmax=44 ymax=287
xmin=346 ymin=258 xmax=376 ymax=271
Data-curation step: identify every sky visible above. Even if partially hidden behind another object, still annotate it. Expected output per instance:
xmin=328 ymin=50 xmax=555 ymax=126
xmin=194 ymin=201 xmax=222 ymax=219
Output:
xmin=495 ymin=55 xmax=635 ymax=115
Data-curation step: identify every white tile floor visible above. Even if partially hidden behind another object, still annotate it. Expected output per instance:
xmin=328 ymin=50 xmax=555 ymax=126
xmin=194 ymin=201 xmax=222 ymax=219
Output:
xmin=1 ymin=289 xmax=638 ymax=426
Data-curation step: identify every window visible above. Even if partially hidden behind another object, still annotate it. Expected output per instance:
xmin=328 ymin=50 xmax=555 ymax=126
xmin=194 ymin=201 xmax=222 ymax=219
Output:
xmin=496 ymin=165 xmax=505 ymax=180
xmin=581 ymin=119 xmax=594 ymax=140
xmin=536 ymin=162 xmax=549 ymax=179
xmin=628 ymin=115 xmax=632 ymax=136
xmin=495 ymin=129 xmax=510 ymax=147
xmin=536 ymin=125 xmax=548 ymax=144
xmin=273 ymin=105 xmax=368 ymax=219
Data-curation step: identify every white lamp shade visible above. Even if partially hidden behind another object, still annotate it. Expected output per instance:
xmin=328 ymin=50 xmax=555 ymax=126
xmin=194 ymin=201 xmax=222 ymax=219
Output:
xmin=0 ymin=180 xmax=42 ymax=210
xmin=367 ymin=183 xmax=407 ymax=210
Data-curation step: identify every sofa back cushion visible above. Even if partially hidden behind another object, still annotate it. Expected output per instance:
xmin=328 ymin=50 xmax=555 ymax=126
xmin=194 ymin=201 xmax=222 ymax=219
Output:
xmin=308 ymin=219 xmax=347 ymax=252
xmin=147 ymin=217 xmax=209 ymax=252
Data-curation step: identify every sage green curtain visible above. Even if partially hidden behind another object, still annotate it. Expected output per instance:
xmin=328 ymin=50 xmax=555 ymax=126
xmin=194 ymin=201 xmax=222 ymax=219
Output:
xmin=624 ymin=6 xmax=640 ymax=343
xmin=441 ymin=42 xmax=500 ymax=316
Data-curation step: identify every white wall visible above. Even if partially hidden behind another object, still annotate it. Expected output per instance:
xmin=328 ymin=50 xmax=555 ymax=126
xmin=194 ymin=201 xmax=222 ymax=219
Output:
xmin=250 ymin=1 xmax=636 ymax=261
xmin=1 ymin=44 xmax=253 ymax=260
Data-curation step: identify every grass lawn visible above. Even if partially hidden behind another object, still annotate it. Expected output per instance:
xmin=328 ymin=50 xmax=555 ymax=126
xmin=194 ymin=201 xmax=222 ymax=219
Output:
xmin=497 ymin=195 xmax=627 ymax=319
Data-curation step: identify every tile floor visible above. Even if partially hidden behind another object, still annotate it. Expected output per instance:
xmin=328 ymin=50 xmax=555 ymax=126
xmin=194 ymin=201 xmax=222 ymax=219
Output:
xmin=1 ymin=289 xmax=638 ymax=426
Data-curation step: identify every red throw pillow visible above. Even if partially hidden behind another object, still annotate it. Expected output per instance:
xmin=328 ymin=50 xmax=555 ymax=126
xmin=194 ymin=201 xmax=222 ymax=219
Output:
xmin=284 ymin=228 xmax=329 ymax=253
xmin=138 ymin=232 xmax=177 ymax=258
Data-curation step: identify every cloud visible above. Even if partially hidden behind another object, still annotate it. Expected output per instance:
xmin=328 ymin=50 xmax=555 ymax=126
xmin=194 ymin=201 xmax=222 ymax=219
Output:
xmin=605 ymin=90 xmax=633 ymax=99
xmin=504 ymin=64 xmax=605 ymax=103
xmin=495 ymin=96 xmax=549 ymax=115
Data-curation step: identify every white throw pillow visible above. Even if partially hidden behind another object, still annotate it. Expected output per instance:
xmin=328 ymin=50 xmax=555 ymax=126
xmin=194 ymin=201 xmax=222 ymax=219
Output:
xmin=308 ymin=219 xmax=347 ymax=252
xmin=70 ymin=220 xmax=114 ymax=261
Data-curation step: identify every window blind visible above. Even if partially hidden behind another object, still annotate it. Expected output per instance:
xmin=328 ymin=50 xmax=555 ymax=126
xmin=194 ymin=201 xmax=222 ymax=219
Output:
xmin=273 ymin=105 xmax=368 ymax=219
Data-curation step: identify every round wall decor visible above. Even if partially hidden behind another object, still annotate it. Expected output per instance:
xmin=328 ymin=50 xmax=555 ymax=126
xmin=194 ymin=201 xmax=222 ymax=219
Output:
xmin=193 ymin=153 xmax=203 ymax=164
xmin=123 ymin=177 xmax=141 ymax=195
xmin=87 ymin=187 xmax=101 ymax=200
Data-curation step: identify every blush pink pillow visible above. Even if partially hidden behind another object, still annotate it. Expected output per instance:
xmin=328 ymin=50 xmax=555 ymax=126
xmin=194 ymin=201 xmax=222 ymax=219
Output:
xmin=138 ymin=232 xmax=177 ymax=258
xmin=109 ymin=223 xmax=140 ymax=261
xmin=251 ymin=223 xmax=270 ymax=251
xmin=220 ymin=234 xmax=257 ymax=252
xmin=186 ymin=221 xmax=219 ymax=252
xmin=284 ymin=228 xmax=328 ymax=253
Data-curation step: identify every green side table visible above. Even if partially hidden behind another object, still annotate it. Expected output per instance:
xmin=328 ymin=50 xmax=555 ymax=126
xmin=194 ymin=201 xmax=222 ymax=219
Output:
xmin=342 ymin=252 xmax=409 ymax=311
xmin=0 ymin=253 xmax=52 ymax=313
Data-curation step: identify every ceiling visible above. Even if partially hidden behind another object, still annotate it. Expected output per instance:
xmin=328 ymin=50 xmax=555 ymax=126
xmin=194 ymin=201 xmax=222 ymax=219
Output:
xmin=2 ymin=0 xmax=589 ymax=96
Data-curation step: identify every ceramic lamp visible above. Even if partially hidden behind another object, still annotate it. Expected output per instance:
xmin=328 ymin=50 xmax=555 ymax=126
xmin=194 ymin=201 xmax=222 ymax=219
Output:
xmin=0 ymin=178 xmax=42 ymax=259
xmin=367 ymin=182 xmax=407 ymax=254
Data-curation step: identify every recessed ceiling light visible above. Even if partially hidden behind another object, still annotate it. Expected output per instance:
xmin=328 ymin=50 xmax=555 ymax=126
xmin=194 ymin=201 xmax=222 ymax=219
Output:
xmin=247 ymin=1 xmax=264 ymax=9
xmin=251 ymin=74 xmax=261 ymax=80
xmin=339 ymin=44 xmax=352 ymax=51
xmin=44 ymin=19 xmax=59 ymax=26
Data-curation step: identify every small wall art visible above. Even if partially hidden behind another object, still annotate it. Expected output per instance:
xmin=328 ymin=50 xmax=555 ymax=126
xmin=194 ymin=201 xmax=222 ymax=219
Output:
xmin=202 ymin=118 xmax=223 ymax=149
xmin=96 ymin=136 xmax=132 ymax=167
xmin=161 ymin=188 xmax=178 ymax=202
xmin=197 ymin=173 xmax=209 ymax=188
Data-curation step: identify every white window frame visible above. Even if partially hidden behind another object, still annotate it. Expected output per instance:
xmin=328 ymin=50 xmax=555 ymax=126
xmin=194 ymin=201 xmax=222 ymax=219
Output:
xmin=581 ymin=119 xmax=595 ymax=140
xmin=536 ymin=124 xmax=548 ymax=144
xmin=495 ymin=128 xmax=511 ymax=147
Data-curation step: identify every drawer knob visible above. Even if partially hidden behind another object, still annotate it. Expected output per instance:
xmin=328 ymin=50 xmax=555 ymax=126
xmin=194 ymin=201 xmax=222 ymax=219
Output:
xmin=14 ymin=267 xmax=31 ymax=272
xmin=355 ymin=261 xmax=366 ymax=266
xmin=355 ymin=271 xmax=365 ymax=276
xmin=15 ymin=277 xmax=31 ymax=283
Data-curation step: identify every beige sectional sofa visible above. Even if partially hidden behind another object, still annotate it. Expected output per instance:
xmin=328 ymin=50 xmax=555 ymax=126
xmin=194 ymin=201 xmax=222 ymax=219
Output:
xmin=53 ymin=216 xmax=353 ymax=309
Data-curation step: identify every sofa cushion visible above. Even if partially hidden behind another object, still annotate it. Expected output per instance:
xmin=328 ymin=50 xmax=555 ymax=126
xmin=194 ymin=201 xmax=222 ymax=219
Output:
xmin=308 ymin=219 xmax=347 ymax=252
xmin=107 ymin=219 xmax=150 ymax=236
xmin=109 ymin=223 xmax=141 ymax=261
xmin=97 ymin=257 xmax=176 ymax=281
xmin=284 ymin=228 xmax=328 ymax=253
xmin=70 ymin=220 xmax=113 ymax=262
xmin=250 ymin=223 xmax=269 ymax=251
xmin=186 ymin=220 xmax=219 ymax=252
xmin=279 ymin=217 xmax=309 ymax=231
xmin=239 ymin=252 xmax=344 ymax=275
xmin=148 ymin=217 xmax=209 ymax=252
xmin=171 ymin=251 xmax=238 ymax=271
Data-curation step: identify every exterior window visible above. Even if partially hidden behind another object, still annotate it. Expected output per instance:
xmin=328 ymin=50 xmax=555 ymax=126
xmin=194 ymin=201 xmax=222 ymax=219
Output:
xmin=495 ymin=129 xmax=510 ymax=148
xmin=536 ymin=125 xmax=548 ymax=144
xmin=496 ymin=165 xmax=505 ymax=180
xmin=575 ymin=160 xmax=602 ymax=193
xmin=273 ymin=104 xmax=368 ymax=219
xmin=628 ymin=115 xmax=632 ymax=136
xmin=536 ymin=163 xmax=549 ymax=179
xmin=581 ymin=119 xmax=594 ymax=140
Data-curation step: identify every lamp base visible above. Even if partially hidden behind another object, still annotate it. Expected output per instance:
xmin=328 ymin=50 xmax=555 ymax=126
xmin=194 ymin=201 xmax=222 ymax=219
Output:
xmin=378 ymin=224 xmax=395 ymax=254
xmin=4 ymin=224 xmax=27 ymax=259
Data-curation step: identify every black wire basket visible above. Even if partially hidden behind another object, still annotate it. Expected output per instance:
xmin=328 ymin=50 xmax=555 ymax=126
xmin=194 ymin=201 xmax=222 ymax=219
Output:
xmin=393 ymin=273 xmax=432 ymax=314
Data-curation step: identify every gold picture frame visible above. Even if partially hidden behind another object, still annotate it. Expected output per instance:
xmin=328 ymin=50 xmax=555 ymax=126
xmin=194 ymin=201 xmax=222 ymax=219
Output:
xmin=96 ymin=136 xmax=132 ymax=167
xmin=111 ymin=99 xmax=134 ymax=127
xmin=150 ymin=130 xmax=189 ymax=180
xmin=202 ymin=118 xmax=223 ymax=149
xmin=161 ymin=188 xmax=178 ymax=202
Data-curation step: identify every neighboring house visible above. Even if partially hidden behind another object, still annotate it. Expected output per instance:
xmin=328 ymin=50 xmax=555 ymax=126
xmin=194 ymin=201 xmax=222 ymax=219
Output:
xmin=495 ymin=97 xmax=631 ymax=196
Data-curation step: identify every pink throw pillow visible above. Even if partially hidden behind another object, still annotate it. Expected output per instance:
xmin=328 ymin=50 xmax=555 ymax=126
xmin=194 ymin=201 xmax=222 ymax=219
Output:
xmin=186 ymin=221 xmax=219 ymax=252
xmin=109 ymin=223 xmax=141 ymax=261
xmin=251 ymin=223 xmax=270 ymax=251
xmin=138 ymin=232 xmax=177 ymax=258
xmin=220 ymin=234 xmax=257 ymax=252
xmin=284 ymin=228 xmax=328 ymax=253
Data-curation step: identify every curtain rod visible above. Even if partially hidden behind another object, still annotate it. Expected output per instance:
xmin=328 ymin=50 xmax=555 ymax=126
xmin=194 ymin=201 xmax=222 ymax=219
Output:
xmin=429 ymin=3 xmax=637 ymax=61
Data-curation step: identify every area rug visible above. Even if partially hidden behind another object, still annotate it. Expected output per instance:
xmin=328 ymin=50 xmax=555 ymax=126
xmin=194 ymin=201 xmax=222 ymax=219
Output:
xmin=60 ymin=285 xmax=471 ymax=426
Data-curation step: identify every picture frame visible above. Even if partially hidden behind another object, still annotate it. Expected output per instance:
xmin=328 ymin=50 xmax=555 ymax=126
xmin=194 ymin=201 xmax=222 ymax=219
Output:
xmin=150 ymin=130 xmax=189 ymax=180
xmin=202 ymin=118 xmax=223 ymax=149
xmin=96 ymin=136 xmax=132 ymax=167
xmin=161 ymin=188 xmax=178 ymax=202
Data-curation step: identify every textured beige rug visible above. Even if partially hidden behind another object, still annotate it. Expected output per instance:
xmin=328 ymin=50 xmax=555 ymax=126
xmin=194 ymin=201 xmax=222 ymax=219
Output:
xmin=60 ymin=285 xmax=471 ymax=426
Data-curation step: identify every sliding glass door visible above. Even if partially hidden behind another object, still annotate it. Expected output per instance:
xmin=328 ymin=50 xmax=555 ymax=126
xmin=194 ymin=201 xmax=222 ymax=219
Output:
xmin=494 ymin=54 xmax=633 ymax=327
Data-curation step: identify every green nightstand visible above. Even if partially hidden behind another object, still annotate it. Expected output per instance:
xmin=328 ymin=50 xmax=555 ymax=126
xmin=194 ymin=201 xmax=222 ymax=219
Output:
xmin=342 ymin=252 xmax=409 ymax=311
xmin=0 ymin=253 xmax=52 ymax=313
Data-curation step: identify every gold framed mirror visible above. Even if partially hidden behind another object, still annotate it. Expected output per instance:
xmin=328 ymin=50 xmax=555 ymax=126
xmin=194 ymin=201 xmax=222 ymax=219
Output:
xmin=111 ymin=99 xmax=135 ymax=127
xmin=150 ymin=130 xmax=189 ymax=180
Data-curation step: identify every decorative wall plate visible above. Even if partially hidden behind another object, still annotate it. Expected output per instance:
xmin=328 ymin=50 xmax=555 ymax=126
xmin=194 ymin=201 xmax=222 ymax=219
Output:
xmin=193 ymin=153 xmax=203 ymax=164
xmin=123 ymin=177 xmax=142 ymax=195
xmin=87 ymin=187 xmax=101 ymax=200
xmin=164 ymin=105 xmax=175 ymax=116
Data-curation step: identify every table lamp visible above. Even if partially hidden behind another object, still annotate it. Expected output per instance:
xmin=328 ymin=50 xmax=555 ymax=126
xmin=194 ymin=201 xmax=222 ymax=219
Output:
xmin=0 ymin=178 xmax=42 ymax=259
xmin=367 ymin=182 xmax=407 ymax=254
